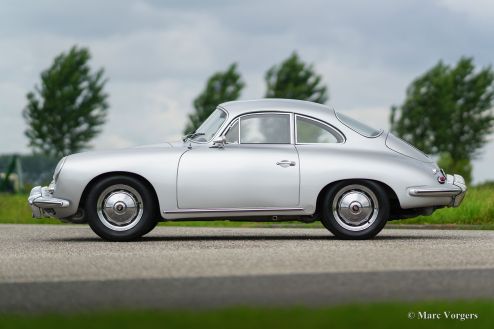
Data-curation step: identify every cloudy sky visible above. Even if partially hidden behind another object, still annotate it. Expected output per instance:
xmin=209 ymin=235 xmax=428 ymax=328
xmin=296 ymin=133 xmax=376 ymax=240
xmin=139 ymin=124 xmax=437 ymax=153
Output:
xmin=1 ymin=0 xmax=493 ymax=182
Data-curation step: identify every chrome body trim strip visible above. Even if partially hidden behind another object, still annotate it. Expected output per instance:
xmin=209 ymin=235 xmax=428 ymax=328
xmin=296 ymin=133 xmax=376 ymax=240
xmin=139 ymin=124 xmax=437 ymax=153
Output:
xmin=408 ymin=187 xmax=461 ymax=197
xmin=33 ymin=199 xmax=70 ymax=208
xmin=164 ymin=207 xmax=304 ymax=214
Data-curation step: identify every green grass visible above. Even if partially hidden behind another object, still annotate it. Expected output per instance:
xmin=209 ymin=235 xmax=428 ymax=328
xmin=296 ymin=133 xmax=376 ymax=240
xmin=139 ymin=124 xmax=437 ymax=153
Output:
xmin=0 ymin=193 xmax=318 ymax=227
xmin=397 ymin=186 xmax=494 ymax=225
xmin=0 ymin=300 xmax=492 ymax=329
xmin=1 ymin=186 xmax=492 ymax=227
xmin=0 ymin=193 xmax=60 ymax=224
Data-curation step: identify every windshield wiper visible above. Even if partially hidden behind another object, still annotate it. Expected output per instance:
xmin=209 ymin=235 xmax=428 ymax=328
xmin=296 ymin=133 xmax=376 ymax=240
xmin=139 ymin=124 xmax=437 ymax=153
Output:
xmin=182 ymin=132 xmax=205 ymax=142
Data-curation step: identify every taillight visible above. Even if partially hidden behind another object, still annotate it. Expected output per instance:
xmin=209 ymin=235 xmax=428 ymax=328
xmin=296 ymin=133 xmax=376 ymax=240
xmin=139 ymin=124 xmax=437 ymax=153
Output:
xmin=438 ymin=175 xmax=446 ymax=184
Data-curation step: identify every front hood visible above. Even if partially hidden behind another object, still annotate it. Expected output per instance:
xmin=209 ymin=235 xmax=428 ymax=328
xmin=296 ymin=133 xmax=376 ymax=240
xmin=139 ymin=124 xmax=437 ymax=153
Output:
xmin=385 ymin=132 xmax=432 ymax=163
xmin=134 ymin=142 xmax=173 ymax=148
xmin=136 ymin=140 xmax=187 ymax=148
xmin=66 ymin=142 xmax=180 ymax=163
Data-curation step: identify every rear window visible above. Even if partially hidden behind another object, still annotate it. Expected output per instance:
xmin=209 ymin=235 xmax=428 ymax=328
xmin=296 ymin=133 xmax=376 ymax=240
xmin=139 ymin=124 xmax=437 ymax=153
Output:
xmin=335 ymin=112 xmax=382 ymax=138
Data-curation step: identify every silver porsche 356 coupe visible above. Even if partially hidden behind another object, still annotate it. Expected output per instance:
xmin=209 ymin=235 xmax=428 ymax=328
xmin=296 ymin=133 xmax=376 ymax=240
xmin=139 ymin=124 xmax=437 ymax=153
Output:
xmin=28 ymin=99 xmax=467 ymax=241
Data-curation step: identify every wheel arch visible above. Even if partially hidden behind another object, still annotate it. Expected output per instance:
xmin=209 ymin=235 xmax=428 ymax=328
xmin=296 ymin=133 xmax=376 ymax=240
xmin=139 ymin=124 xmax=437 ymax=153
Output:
xmin=79 ymin=171 xmax=160 ymax=212
xmin=315 ymin=179 xmax=400 ymax=217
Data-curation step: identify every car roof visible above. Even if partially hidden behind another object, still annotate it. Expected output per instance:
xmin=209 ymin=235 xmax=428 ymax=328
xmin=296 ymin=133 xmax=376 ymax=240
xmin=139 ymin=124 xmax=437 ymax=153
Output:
xmin=218 ymin=98 xmax=336 ymax=119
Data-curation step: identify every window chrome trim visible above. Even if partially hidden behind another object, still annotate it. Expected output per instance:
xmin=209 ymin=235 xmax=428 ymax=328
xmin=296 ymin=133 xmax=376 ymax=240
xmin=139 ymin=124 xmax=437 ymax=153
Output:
xmin=294 ymin=114 xmax=346 ymax=144
xmin=220 ymin=111 xmax=294 ymax=145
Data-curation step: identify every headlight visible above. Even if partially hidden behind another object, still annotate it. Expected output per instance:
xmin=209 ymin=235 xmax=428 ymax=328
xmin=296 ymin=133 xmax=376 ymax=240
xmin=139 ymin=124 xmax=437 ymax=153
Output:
xmin=53 ymin=156 xmax=67 ymax=182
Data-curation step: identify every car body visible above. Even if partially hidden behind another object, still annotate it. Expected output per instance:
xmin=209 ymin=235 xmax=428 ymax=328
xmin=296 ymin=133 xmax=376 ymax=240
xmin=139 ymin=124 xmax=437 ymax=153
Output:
xmin=28 ymin=99 xmax=467 ymax=240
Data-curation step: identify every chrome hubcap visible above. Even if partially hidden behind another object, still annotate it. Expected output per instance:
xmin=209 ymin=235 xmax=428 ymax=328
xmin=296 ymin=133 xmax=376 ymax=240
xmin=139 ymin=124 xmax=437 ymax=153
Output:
xmin=97 ymin=184 xmax=143 ymax=231
xmin=332 ymin=184 xmax=379 ymax=232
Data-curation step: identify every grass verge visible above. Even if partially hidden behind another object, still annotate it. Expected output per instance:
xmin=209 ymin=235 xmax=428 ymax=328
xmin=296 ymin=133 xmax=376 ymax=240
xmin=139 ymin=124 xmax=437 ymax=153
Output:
xmin=397 ymin=186 xmax=494 ymax=225
xmin=0 ymin=300 xmax=492 ymax=329
xmin=0 ymin=193 xmax=59 ymax=224
xmin=1 ymin=186 xmax=492 ymax=226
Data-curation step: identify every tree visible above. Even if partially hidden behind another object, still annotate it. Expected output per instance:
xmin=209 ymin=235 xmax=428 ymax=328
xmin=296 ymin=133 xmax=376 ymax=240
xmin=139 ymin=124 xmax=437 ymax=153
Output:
xmin=265 ymin=52 xmax=328 ymax=104
xmin=390 ymin=57 xmax=494 ymax=183
xmin=184 ymin=63 xmax=244 ymax=134
xmin=23 ymin=46 xmax=108 ymax=158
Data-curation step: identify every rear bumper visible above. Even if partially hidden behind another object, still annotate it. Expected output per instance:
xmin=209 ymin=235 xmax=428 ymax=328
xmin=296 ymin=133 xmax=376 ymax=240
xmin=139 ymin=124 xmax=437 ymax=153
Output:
xmin=28 ymin=186 xmax=70 ymax=218
xmin=408 ymin=174 xmax=467 ymax=207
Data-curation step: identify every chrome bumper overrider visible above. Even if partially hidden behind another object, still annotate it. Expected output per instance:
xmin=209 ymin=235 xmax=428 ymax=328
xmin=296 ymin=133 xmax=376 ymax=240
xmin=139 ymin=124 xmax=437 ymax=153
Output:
xmin=28 ymin=186 xmax=70 ymax=218
xmin=408 ymin=174 xmax=467 ymax=207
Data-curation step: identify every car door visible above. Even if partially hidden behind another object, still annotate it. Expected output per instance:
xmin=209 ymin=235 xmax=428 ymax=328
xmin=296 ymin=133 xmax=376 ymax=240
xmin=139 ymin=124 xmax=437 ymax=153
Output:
xmin=177 ymin=112 xmax=300 ymax=209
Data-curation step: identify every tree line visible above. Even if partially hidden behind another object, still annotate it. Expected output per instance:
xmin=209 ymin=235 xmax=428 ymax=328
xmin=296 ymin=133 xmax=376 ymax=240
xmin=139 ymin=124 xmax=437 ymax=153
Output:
xmin=23 ymin=46 xmax=494 ymax=184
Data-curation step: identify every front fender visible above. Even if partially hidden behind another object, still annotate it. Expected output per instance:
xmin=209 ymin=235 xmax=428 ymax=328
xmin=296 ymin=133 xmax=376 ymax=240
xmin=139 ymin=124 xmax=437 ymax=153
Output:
xmin=53 ymin=146 xmax=184 ymax=219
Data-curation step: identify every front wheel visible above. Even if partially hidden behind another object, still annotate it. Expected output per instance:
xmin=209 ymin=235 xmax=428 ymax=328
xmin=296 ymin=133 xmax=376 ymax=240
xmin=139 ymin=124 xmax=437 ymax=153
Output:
xmin=85 ymin=175 xmax=158 ymax=241
xmin=321 ymin=181 xmax=389 ymax=239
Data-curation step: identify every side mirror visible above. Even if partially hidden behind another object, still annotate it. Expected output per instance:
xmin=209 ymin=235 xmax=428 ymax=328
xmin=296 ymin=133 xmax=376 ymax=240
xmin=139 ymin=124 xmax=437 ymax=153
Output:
xmin=210 ymin=136 xmax=226 ymax=149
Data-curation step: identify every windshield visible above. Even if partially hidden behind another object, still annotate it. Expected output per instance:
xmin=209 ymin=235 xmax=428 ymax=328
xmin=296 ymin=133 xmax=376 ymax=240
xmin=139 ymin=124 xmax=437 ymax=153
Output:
xmin=191 ymin=108 xmax=227 ymax=142
xmin=335 ymin=112 xmax=382 ymax=138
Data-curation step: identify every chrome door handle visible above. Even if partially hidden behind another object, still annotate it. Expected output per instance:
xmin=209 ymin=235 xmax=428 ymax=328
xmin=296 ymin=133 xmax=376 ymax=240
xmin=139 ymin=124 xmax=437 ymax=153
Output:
xmin=276 ymin=160 xmax=296 ymax=167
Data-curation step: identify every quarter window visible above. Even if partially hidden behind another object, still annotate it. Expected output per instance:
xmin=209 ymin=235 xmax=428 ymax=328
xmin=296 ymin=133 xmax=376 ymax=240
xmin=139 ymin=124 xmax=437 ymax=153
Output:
xmin=240 ymin=113 xmax=291 ymax=144
xmin=296 ymin=116 xmax=343 ymax=143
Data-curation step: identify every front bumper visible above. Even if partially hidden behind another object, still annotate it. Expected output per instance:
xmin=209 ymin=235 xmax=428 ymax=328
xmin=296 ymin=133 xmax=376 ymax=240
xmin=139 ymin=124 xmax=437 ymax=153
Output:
xmin=408 ymin=174 xmax=467 ymax=207
xmin=28 ymin=186 xmax=70 ymax=218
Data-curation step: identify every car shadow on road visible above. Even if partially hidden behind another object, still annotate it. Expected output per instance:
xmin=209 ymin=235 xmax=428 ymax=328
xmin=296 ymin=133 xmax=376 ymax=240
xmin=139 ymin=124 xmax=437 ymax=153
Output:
xmin=141 ymin=234 xmax=461 ymax=241
xmin=48 ymin=234 xmax=461 ymax=243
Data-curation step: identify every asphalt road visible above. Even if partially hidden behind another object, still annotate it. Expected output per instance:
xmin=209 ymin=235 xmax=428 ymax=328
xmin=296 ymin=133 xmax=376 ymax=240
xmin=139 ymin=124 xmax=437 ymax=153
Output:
xmin=1 ymin=224 xmax=494 ymax=312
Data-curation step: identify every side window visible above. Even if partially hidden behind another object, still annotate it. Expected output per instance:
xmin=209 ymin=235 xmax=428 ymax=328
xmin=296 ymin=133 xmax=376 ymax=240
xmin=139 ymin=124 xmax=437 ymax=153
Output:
xmin=296 ymin=116 xmax=343 ymax=143
xmin=240 ymin=114 xmax=291 ymax=144
xmin=225 ymin=120 xmax=239 ymax=144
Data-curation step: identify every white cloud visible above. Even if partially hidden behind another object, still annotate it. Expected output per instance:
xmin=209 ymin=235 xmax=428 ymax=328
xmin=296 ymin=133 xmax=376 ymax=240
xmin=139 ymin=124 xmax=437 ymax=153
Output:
xmin=0 ymin=0 xmax=493 ymax=183
xmin=437 ymin=0 xmax=494 ymax=24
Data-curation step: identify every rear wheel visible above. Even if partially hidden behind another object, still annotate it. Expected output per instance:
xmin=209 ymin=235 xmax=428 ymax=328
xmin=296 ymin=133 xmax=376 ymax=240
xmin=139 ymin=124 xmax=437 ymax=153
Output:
xmin=321 ymin=181 xmax=389 ymax=239
xmin=85 ymin=175 xmax=158 ymax=241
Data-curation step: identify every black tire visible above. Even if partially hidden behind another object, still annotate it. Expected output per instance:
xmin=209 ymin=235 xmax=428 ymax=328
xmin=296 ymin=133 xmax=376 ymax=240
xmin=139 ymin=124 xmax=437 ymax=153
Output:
xmin=142 ymin=221 xmax=159 ymax=236
xmin=85 ymin=175 xmax=158 ymax=241
xmin=321 ymin=180 xmax=389 ymax=239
